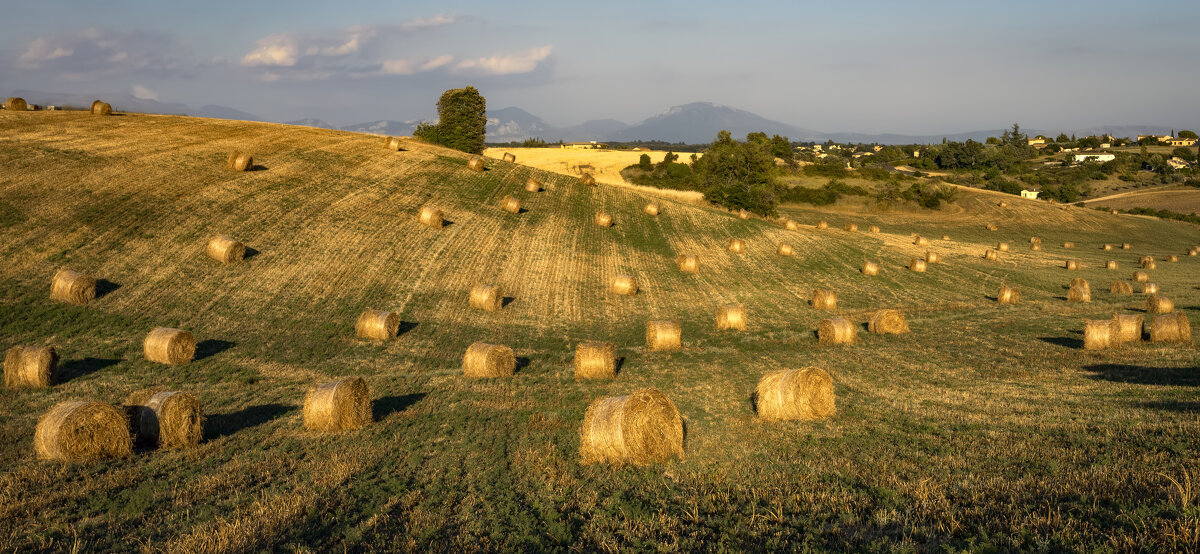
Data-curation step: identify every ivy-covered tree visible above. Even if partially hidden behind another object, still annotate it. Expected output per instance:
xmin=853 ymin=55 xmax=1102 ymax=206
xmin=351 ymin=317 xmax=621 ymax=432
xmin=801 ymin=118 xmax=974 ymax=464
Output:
xmin=694 ymin=130 xmax=779 ymax=216
xmin=413 ymin=86 xmax=487 ymax=154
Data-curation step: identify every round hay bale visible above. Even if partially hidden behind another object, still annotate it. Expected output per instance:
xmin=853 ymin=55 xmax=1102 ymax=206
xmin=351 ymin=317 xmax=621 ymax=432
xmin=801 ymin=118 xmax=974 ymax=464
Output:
xmin=1141 ymin=259 xmax=1157 ymax=270
xmin=4 ymin=97 xmax=28 ymax=111
xmin=50 ymin=269 xmax=96 ymax=306
xmin=998 ymin=201 xmax=1008 ymax=208
xmin=1067 ymin=284 xmax=1091 ymax=303
xmin=502 ymin=152 xmax=516 ymax=163
xmin=1139 ymin=256 xmax=1155 ymax=268
xmin=676 ymin=255 xmax=698 ymax=274
xmin=646 ymin=321 xmax=682 ymax=351
xmin=91 ymin=101 xmax=112 ymax=115
xmin=738 ymin=209 xmax=751 ymax=220
xmin=594 ymin=212 xmax=612 ymax=227
xmin=579 ymin=388 xmax=683 ymax=466
xmin=469 ymin=285 xmax=503 ymax=311
xmin=4 ymin=345 xmax=57 ymax=388
xmin=1166 ymin=255 xmax=1178 ymax=263
xmin=868 ymin=225 xmax=880 ymax=233
xmin=1029 ymin=237 xmax=1041 ymax=244
xmin=817 ymin=317 xmax=857 ymax=345
xmin=816 ymin=220 xmax=829 ymax=230
xmin=754 ymin=367 xmax=836 ymax=422
xmin=811 ymin=289 xmax=837 ymax=311
xmin=983 ymin=249 xmax=999 ymax=261
xmin=128 ymin=390 xmax=203 ymax=449
xmin=1063 ymin=242 xmax=1075 ymax=248
xmin=580 ymin=173 xmax=596 ymax=186
xmin=941 ymin=235 xmax=951 ymax=241
xmin=1103 ymin=244 xmax=1113 ymax=251
xmin=303 ymin=377 xmax=372 ymax=431
xmin=524 ymin=178 xmax=541 ymax=192
xmin=844 ymin=223 xmax=858 ymax=232
xmin=776 ymin=243 xmax=794 ymax=256
xmin=610 ymin=274 xmax=638 ymax=296
xmin=1111 ymin=209 xmax=1119 ymax=215
xmin=727 ymin=238 xmax=746 ymax=253
xmin=501 ymin=195 xmax=521 ymax=214
xmin=1142 ymin=282 xmax=1159 ymax=295
xmin=1149 ymin=312 xmax=1192 ymax=344
xmin=997 ymin=285 xmax=1020 ymax=305
xmin=1133 ymin=271 xmax=1149 ymax=283
xmin=467 ymin=157 xmax=485 ymax=172
xmin=1146 ymin=295 xmax=1174 ymax=314
xmin=418 ymin=206 xmax=444 ymax=228
xmin=226 ymin=151 xmax=253 ymax=172
xmin=1065 ymin=260 xmax=1079 ymax=270
xmin=784 ymin=219 xmax=799 ymax=231
xmin=384 ymin=136 xmax=403 ymax=150
xmin=143 ymin=328 xmax=196 ymax=365
xmin=1121 ymin=243 xmax=1132 ymax=250
xmin=868 ymin=309 xmax=909 ymax=334
xmin=355 ymin=309 xmax=400 ymax=340
xmin=914 ymin=236 xmax=930 ymax=246
xmin=716 ymin=304 xmax=746 ymax=331
xmin=643 ymin=203 xmax=660 ymax=216
xmin=1106 ymin=260 xmax=1119 ymax=270
xmin=1031 ymin=242 xmax=1042 ymax=251
xmin=924 ymin=251 xmax=940 ymax=264
xmin=35 ymin=401 xmax=131 ymax=462
xmin=986 ymin=224 xmax=999 ymax=231
xmin=1110 ymin=281 xmax=1133 ymax=295
xmin=862 ymin=261 xmax=879 ymax=276
xmin=206 ymin=235 xmax=245 ymax=264
xmin=574 ymin=341 xmax=616 ymax=380
xmin=1070 ymin=278 xmax=1090 ymax=291
xmin=1111 ymin=313 xmax=1144 ymax=343
xmin=997 ymin=242 xmax=1009 ymax=252
xmin=1189 ymin=247 xmax=1198 ymax=256
xmin=909 ymin=258 xmax=927 ymax=272
xmin=462 ymin=342 xmax=516 ymax=377
xmin=1083 ymin=319 xmax=1115 ymax=350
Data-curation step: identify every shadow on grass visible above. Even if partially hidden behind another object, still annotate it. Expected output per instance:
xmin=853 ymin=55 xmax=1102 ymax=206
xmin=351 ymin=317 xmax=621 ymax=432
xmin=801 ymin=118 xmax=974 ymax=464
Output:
xmin=1083 ymin=364 xmax=1200 ymax=387
xmin=373 ymin=393 xmax=426 ymax=421
xmin=205 ymin=403 xmax=295 ymax=440
xmin=195 ymin=339 xmax=235 ymax=361
xmin=397 ymin=321 xmax=418 ymax=336
xmin=515 ymin=356 xmax=531 ymax=373
xmin=243 ymin=247 xmax=260 ymax=260
xmin=1135 ymin=400 xmax=1200 ymax=412
xmin=248 ymin=164 xmax=268 ymax=172
xmin=1039 ymin=336 xmax=1084 ymax=349
xmin=57 ymin=357 xmax=120 ymax=383
xmin=95 ymin=279 xmax=121 ymax=299
xmin=501 ymin=297 xmax=516 ymax=308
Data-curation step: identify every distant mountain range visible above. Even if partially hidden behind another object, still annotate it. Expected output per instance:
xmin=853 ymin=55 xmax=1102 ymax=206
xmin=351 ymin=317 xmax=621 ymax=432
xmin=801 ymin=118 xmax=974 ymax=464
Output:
xmin=11 ymin=90 xmax=262 ymax=122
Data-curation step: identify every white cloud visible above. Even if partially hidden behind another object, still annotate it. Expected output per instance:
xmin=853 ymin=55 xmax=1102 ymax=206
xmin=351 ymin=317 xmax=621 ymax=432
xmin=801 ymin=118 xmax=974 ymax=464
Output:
xmin=241 ymin=34 xmax=298 ymax=67
xmin=14 ymin=28 xmax=181 ymax=78
xmin=419 ymin=54 xmax=454 ymax=71
xmin=130 ymin=85 xmax=158 ymax=100
xmin=454 ymin=46 xmax=552 ymax=76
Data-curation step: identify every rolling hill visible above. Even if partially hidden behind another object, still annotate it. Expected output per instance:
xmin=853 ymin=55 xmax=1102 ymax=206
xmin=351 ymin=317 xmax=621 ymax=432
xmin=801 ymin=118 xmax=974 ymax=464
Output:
xmin=1 ymin=110 xmax=1198 ymax=551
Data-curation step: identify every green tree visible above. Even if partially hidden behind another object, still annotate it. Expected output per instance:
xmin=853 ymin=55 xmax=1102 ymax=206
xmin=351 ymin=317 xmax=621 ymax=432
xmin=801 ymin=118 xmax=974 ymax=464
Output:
xmin=1056 ymin=133 xmax=1070 ymax=142
xmin=1178 ymin=130 xmax=1198 ymax=139
xmin=414 ymin=86 xmax=487 ymax=154
xmin=1172 ymin=146 xmax=1196 ymax=162
xmin=769 ymin=134 xmax=793 ymax=162
xmin=694 ymin=130 xmax=778 ymax=216
xmin=638 ymin=153 xmax=652 ymax=170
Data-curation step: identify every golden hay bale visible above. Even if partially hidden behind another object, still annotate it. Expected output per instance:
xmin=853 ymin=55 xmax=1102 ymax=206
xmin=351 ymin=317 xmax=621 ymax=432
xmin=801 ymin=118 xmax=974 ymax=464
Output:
xmin=384 ymin=136 xmax=403 ymax=150
xmin=862 ymin=261 xmax=880 ymax=276
xmin=355 ymin=309 xmax=400 ymax=340
xmin=1065 ymin=260 xmax=1079 ymax=270
xmin=5 ymin=97 xmax=28 ymax=111
xmin=4 ymin=346 xmax=57 ymax=388
xmin=1139 ymin=256 xmax=1155 ymax=268
xmin=998 ymin=201 xmax=1008 ymax=208
xmin=1070 ymin=277 xmax=1090 ymax=291
xmin=501 ymin=195 xmax=521 ymax=214
xmin=868 ymin=225 xmax=880 ymax=233
xmin=1106 ymin=260 xmax=1119 ymax=270
xmin=646 ymin=321 xmax=682 ymax=351
xmin=206 ymin=235 xmax=245 ymax=264
xmin=997 ymin=286 xmax=1020 ymax=305
xmin=1063 ymin=241 xmax=1075 ymax=248
xmin=716 ymin=304 xmax=746 ymax=331
xmin=226 ymin=151 xmax=253 ymax=172
xmin=462 ymin=342 xmax=516 ymax=377
xmin=524 ymin=178 xmax=541 ymax=192
xmin=983 ymin=249 xmax=999 ymax=261
xmin=776 ymin=243 xmax=794 ymax=256
xmin=1166 ymin=255 xmax=1178 ymax=263
xmin=816 ymin=220 xmax=829 ymax=230
xmin=913 ymin=236 xmax=930 ymax=246
xmin=1110 ymin=281 xmax=1133 ymax=295
xmin=34 ymin=401 xmax=131 ymax=462
xmin=610 ymin=274 xmax=638 ymax=296
xmin=1141 ymin=260 xmax=1157 ymax=270
xmin=868 ymin=309 xmax=909 ymax=334
xmin=1142 ymin=282 xmax=1158 ymax=295
xmin=574 ymin=341 xmax=616 ymax=380
xmin=50 ymin=269 xmax=96 ymax=305
xmin=1031 ymin=242 xmax=1041 ymax=251
xmin=1029 ymin=237 xmax=1041 ymax=244
xmin=579 ymin=388 xmax=683 ymax=466
xmin=844 ymin=223 xmax=858 ymax=232
xmin=1122 ymin=243 xmax=1132 ymax=250
xmin=469 ymin=284 xmax=503 ymax=311
xmin=909 ymin=258 xmax=927 ymax=272
xmin=418 ymin=205 xmax=444 ymax=228
xmin=1146 ymin=295 xmax=1174 ymax=314
xmin=924 ymin=251 xmax=940 ymax=264
xmin=1067 ymin=284 xmax=1091 ymax=303
xmin=594 ymin=212 xmax=612 ymax=227
xmin=580 ymin=173 xmax=597 ymax=186
xmin=728 ymin=238 xmax=746 ymax=253
xmin=303 ymin=377 xmax=372 ymax=431
xmin=503 ymin=152 xmax=516 ymax=163
xmin=811 ymin=289 xmax=837 ymax=311
xmin=128 ymin=390 xmax=203 ymax=449
xmin=676 ymin=255 xmax=698 ymax=274
xmin=144 ymin=328 xmax=196 ymax=365
xmin=986 ymin=224 xmax=999 ymax=231
xmin=1111 ymin=209 xmax=1119 ymax=215
xmin=1103 ymin=244 xmax=1113 ymax=251
xmin=941 ymin=235 xmax=951 ymax=241
xmin=1149 ymin=313 xmax=1192 ymax=344
xmin=644 ymin=203 xmax=660 ymax=216
xmin=1133 ymin=271 xmax=1149 ymax=283
xmin=1111 ymin=314 xmax=1143 ymax=343
xmin=1189 ymin=247 xmax=1198 ymax=256
xmin=754 ymin=367 xmax=836 ymax=422
xmin=817 ymin=317 xmax=857 ymax=345
xmin=468 ymin=157 xmax=485 ymax=172
xmin=997 ymin=242 xmax=1009 ymax=252
xmin=784 ymin=219 xmax=799 ymax=230
xmin=738 ymin=209 xmax=751 ymax=220
xmin=91 ymin=101 xmax=112 ymax=115
xmin=1083 ymin=319 xmax=1115 ymax=350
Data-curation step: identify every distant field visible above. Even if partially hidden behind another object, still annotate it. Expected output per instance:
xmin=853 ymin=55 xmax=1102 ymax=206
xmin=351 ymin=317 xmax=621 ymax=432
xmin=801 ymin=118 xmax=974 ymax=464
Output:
xmin=483 ymin=147 xmax=705 ymax=202
xmin=1088 ymin=187 xmax=1200 ymax=214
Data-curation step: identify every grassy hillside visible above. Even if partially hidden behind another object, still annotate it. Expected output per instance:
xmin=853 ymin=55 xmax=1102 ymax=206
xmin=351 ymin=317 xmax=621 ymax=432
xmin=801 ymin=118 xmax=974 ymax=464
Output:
xmin=1 ymin=111 xmax=1199 ymax=551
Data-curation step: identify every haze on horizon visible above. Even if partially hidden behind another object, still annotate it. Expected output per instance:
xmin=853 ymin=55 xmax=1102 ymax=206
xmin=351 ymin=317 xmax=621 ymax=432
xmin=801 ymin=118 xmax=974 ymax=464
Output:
xmin=1 ymin=0 xmax=1197 ymax=135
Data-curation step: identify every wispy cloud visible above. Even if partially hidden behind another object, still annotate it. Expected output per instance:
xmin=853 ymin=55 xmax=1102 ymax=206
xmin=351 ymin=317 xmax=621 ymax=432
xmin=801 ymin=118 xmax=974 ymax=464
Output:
xmin=454 ymin=46 xmax=553 ymax=76
xmin=130 ymin=84 xmax=158 ymax=100
xmin=15 ymin=28 xmax=184 ymax=79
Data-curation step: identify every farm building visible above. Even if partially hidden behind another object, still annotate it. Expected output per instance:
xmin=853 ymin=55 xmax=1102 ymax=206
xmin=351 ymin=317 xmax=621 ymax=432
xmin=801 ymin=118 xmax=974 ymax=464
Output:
xmin=561 ymin=141 xmax=608 ymax=150
xmin=1073 ymin=152 xmax=1116 ymax=163
xmin=1021 ymin=190 xmax=1040 ymax=199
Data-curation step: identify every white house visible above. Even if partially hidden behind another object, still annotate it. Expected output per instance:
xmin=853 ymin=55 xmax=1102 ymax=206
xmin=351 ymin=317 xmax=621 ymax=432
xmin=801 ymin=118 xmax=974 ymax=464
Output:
xmin=1074 ymin=152 xmax=1115 ymax=163
xmin=1020 ymin=190 xmax=1040 ymax=199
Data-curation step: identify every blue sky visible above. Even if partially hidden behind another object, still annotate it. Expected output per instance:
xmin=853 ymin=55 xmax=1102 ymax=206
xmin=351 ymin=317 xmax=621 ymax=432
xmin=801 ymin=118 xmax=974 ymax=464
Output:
xmin=2 ymin=0 xmax=1197 ymax=133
